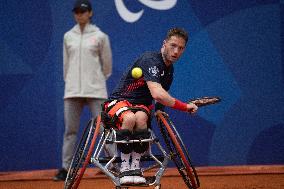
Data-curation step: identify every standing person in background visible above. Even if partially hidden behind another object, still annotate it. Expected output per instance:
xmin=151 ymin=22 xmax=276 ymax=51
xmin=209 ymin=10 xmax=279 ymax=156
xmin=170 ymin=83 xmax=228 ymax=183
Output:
xmin=53 ymin=0 xmax=112 ymax=181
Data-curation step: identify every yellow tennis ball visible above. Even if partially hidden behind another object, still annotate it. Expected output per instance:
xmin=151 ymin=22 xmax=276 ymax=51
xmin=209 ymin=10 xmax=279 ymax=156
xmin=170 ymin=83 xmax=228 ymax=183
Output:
xmin=131 ymin=67 xmax=143 ymax=79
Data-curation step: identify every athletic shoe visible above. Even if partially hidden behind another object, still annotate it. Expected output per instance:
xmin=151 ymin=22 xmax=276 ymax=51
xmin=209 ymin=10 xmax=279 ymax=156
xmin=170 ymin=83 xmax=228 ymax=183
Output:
xmin=53 ymin=168 xmax=68 ymax=181
xmin=133 ymin=175 xmax=146 ymax=184
xmin=132 ymin=169 xmax=146 ymax=184
xmin=119 ymin=170 xmax=133 ymax=185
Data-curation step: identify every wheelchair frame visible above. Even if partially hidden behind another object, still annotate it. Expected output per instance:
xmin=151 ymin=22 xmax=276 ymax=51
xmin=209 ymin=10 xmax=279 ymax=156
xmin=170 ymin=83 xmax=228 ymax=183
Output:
xmin=64 ymin=111 xmax=200 ymax=189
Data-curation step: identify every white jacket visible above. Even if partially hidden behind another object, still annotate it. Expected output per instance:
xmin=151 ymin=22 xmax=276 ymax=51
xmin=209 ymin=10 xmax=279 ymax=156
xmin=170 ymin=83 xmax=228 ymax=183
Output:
xmin=63 ymin=23 xmax=112 ymax=99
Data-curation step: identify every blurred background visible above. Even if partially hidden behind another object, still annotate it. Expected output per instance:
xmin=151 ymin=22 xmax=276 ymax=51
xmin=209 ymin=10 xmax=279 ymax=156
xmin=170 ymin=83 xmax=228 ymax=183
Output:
xmin=0 ymin=0 xmax=283 ymax=171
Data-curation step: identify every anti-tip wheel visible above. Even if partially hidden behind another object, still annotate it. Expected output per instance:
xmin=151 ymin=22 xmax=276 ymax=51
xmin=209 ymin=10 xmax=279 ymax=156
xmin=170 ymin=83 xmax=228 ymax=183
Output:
xmin=154 ymin=184 xmax=161 ymax=189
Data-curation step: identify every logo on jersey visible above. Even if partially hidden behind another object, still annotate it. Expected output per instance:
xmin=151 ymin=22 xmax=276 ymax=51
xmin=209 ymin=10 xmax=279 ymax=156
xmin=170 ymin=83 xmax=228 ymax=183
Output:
xmin=149 ymin=66 xmax=159 ymax=77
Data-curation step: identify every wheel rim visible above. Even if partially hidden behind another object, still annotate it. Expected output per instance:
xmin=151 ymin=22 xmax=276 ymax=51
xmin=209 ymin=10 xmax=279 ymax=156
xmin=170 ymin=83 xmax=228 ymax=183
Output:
xmin=72 ymin=115 xmax=101 ymax=189
xmin=156 ymin=112 xmax=200 ymax=189
xmin=64 ymin=116 xmax=101 ymax=189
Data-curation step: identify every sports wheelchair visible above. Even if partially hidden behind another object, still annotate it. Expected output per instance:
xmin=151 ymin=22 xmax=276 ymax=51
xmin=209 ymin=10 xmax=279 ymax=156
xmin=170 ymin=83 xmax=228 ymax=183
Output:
xmin=64 ymin=97 xmax=220 ymax=189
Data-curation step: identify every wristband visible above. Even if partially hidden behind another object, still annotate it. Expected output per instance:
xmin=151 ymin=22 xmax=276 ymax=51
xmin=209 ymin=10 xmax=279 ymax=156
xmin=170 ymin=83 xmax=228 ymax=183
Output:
xmin=172 ymin=99 xmax=188 ymax=112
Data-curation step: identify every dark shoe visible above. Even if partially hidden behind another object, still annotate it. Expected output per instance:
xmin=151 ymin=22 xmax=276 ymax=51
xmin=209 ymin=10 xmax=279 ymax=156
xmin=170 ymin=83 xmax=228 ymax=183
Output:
xmin=53 ymin=168 xmax=68 ymax=181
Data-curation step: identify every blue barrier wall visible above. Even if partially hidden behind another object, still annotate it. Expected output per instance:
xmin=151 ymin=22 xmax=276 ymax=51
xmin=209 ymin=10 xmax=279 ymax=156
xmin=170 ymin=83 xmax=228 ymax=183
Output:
xmin=0 ymin=0 xmax=283 ymax=171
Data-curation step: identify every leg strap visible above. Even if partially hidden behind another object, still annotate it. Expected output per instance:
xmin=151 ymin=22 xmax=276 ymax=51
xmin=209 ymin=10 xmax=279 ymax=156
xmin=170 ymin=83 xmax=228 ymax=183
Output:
xmin=132 ymin=129 xmax=151 ymax=153
xmin=116 ymin=129 xmax=133 ymax=154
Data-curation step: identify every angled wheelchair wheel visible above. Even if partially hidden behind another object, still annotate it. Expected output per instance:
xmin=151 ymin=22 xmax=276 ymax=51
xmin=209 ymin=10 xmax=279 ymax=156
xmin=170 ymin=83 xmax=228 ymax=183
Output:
xmin=156 ymin=112 xmax=200 ymax=189
xmin=64 ymin=115 xmax=101 ymax=189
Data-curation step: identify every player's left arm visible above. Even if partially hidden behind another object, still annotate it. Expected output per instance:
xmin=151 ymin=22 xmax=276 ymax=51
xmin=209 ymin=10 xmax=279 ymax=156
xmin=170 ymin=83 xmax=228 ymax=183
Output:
xmin=147 ymin=81 xmax=198 ymax=113
xmin=147 ymin=81 xmax=175 ymax=106
xmin=154 ymin=72 xmax=173 ymax=111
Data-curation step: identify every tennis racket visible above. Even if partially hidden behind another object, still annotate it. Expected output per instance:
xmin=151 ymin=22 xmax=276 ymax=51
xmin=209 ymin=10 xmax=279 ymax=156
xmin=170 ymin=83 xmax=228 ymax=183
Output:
xmin=188 ymin=96 xmax=221 ymax=107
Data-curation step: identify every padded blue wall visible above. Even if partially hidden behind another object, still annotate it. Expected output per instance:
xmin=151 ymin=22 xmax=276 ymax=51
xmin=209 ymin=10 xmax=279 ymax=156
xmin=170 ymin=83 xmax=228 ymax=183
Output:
xmin=0 ymin=0 xmax=283 ymax=171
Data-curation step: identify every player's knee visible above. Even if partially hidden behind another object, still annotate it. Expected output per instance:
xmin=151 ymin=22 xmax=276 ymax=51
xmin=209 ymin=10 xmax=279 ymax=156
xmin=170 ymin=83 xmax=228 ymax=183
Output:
xmin=135 ymin=111 xmax=148 ymax=124
xmin=132 ymin=129 xmax=151 ymax=153
xmin=122 ymin=112 xmax=136 ymax=129
xmin=116 ymin=129 xmax=133 ymax=154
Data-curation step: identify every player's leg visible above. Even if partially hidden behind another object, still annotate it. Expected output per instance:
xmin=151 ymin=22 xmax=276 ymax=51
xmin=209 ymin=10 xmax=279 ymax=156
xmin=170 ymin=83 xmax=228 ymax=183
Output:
xmin=134 ymin=111 xmax=148 ymax=130
xmin=117 ymin=111 xmax=136 ymax=184
xmin=131 ymin=111 xmax=150 ymax=184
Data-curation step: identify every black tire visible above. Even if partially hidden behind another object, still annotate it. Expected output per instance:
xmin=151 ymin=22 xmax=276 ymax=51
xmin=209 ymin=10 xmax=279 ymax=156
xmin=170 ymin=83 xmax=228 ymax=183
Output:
xmin=64 ymin=116 xmax=101 ymax=189
xmin=156 ymin=112 xmax=200 ymax=189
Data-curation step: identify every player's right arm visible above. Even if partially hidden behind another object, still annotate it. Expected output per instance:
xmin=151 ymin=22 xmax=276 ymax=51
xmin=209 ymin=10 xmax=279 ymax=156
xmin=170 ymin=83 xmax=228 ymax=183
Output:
xmin=146 ymin=81 xmax=197 ymax=113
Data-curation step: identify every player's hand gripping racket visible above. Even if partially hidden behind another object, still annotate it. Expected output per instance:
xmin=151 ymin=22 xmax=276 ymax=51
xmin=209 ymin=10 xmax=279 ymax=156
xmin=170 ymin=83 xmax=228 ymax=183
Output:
xmin=189 ymin=96 xmax=221 ymax=107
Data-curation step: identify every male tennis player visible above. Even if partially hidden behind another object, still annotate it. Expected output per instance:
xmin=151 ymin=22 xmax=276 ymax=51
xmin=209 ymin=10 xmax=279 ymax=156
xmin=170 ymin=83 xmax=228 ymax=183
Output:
xmin=103 ymin=28 xmax=198 ymax=185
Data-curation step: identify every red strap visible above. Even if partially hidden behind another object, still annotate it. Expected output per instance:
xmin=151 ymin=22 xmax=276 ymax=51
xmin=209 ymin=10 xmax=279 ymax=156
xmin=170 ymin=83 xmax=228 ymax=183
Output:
xmin=172 ymin=99 xmax=187 ymax=112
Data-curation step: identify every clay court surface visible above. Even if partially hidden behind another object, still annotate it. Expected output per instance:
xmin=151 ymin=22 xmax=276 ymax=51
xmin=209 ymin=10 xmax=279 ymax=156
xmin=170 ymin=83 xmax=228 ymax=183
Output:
xmin=0 ymin=165 xmax=283 ymax=189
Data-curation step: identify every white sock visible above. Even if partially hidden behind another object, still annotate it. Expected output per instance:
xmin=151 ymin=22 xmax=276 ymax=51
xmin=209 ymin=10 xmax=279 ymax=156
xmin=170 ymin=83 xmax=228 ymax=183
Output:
xmin=131 ymin=151 xmax=142 ymax=170
xmin=120 ymin=153 xmax=131 ymax=172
